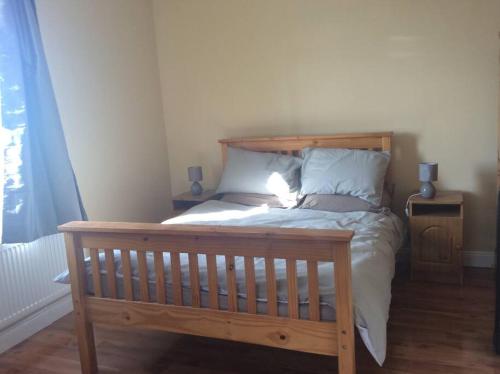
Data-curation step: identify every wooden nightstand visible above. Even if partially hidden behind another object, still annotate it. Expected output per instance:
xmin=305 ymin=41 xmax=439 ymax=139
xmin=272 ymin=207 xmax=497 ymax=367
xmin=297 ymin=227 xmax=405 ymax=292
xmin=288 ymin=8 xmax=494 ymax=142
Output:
xmin=172 ymin=189 xmax=218 ymax=214
xmin=409 ymin=191 xmax=464 ymax=285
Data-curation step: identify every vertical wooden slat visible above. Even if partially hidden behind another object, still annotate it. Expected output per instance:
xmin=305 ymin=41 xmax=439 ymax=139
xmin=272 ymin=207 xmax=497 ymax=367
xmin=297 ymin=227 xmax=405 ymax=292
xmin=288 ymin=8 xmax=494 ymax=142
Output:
xmin=244 ymin=256 xmax=256 ymax=314
xmin=286 ymin=259 xmax=298 ymax=319
xmin=189 ymin=253 xmax=201 ymax=307
xmin=137 ymin=250 xmax=149 ymax=302
xmin=154 ymin=252 xmax=166 ymax=304
xmin=265 ymin=258 xmax=277 ymax=316
xmin=170 ymin=252 xmax=183 ymax=305
xmin=104 ymin=249 xmax=117 ymax=299
xmin=65 ymin=233 xmax=98 ymax=374
xmin=307 ymin=260 xmax=320 ymax=321
xmin=89 ymin=248 xmax=102 ymax=298
xmin=121 ymin=249 xmax=133 ymax=301
xmin=335 ymin=242 xmax=356 ymax=374
xmin=225 ymin=255 xmax=238 ymax=312
xmin=206 ymin=254 xmax=219 ymax=309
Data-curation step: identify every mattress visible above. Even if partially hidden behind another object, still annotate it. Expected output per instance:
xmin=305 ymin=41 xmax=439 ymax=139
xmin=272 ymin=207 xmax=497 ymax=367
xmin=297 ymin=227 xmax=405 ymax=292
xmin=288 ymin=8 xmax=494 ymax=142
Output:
xmin=55 ymin=200 xmax=404 ymax=365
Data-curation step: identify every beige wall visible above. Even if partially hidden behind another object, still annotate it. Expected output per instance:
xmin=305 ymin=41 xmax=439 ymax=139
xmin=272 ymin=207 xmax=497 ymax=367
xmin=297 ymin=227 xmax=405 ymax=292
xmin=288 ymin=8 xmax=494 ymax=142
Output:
xmin=154 ymin=0 xmax=500 ymax=252
xmin=36 ymin=0 xmax=172 ymax=222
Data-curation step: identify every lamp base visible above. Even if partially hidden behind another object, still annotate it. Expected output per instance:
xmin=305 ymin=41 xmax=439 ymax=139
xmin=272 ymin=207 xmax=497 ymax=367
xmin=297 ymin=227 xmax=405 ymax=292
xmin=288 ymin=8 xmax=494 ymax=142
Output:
xmin=420 ymin=181 xmax=436 ymax=199
xmin=191 ymin=181 xmax=203 ymax=196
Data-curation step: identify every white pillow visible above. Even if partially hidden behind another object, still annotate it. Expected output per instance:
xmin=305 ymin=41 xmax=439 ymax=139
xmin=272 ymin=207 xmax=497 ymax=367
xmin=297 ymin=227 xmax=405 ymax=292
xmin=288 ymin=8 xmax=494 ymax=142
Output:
xmin=216 ymin=147 xmax=302 ymax=201
xmin=300 ymin=148 xmax=390 ymax=206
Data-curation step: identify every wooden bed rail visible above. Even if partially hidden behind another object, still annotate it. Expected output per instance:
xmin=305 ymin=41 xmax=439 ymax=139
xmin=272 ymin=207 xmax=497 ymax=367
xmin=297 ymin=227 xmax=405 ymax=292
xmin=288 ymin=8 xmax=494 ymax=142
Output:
xmin=59 ymin=221 xmax=356 ymax=374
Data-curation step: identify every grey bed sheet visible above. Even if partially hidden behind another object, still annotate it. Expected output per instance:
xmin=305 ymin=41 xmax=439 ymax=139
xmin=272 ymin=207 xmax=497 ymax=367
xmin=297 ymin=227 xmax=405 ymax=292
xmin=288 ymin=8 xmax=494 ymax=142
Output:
xmin=56 ymin=250 xmax=336 ymax=321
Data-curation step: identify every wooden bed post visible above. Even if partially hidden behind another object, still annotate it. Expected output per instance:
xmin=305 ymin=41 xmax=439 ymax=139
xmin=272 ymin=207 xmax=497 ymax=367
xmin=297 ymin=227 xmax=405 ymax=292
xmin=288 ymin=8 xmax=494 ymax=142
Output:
xmin=65 ymin=232 xmax=98 ymax=374
xmin=334 ymin=241 xmax=356 ymax=374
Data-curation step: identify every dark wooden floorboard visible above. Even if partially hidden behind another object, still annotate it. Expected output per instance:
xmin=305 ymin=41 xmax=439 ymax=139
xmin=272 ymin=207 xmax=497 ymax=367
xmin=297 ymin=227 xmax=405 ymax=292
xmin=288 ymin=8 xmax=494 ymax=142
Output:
xmin=0 ymin=268 xmax=498 ymax=373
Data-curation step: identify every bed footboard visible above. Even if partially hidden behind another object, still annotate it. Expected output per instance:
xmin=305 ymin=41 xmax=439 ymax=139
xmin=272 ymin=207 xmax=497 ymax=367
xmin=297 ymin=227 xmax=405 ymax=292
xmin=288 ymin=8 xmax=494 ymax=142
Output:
xmin=59 ymin=222 xmax=355 ymax=374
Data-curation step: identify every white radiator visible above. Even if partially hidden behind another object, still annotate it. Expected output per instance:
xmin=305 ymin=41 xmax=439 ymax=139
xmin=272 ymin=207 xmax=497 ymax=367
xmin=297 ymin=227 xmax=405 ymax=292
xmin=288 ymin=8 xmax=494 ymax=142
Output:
xmin=0 ymin=233 xmax=71 ymax=352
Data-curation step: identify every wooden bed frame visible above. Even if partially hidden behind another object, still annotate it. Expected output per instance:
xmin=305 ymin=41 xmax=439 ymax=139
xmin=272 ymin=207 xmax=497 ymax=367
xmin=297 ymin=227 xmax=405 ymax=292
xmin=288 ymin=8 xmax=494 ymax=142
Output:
xmin=59 ymin=132 xmax=392 ymax=374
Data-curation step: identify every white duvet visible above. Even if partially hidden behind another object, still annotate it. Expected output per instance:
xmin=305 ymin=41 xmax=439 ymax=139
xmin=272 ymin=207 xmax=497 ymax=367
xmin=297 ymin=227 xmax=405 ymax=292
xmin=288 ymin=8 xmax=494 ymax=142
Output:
xmin=165 ymin=200 xmax=404 ymax=365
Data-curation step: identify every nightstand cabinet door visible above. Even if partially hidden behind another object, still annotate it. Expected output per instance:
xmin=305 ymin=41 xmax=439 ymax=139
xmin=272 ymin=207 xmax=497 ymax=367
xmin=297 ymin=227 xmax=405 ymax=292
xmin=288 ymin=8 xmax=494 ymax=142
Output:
xmin=410 ymin=216 xmax=463 ymax=284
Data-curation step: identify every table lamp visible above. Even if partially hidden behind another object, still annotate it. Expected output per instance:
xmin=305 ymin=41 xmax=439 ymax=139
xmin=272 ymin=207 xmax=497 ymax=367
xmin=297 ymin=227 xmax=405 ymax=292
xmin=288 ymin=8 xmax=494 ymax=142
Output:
xmin=188 ymin=166 xmax=203 ymax=196
xmin=419 ymin=162 xmax=438 ymax=199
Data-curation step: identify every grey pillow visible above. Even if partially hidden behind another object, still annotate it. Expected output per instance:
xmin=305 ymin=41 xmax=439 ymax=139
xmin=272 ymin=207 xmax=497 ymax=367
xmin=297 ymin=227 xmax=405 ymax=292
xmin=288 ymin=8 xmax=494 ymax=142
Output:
xmin=216 ymin=147 xmax=302 ymax=198
xmin=300 ymin=148 xmax=390 ymax=206
xmin=299 ymin=190 xmax=392 ymax=213
xmin=220 ymin=193 xmax=296 ymax=208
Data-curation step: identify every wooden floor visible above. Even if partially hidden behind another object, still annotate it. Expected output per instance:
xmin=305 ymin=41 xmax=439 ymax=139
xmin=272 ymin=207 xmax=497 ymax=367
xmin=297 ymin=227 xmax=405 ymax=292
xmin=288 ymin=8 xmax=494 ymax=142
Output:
xmin=0 ymin=268 xmax=498 ymax=373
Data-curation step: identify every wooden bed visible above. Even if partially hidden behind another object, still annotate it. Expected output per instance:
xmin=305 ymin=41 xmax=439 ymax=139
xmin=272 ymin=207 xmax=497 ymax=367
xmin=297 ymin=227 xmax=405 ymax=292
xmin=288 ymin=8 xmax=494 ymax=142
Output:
xmin=59 ymin=132 xmax=392 ymax=374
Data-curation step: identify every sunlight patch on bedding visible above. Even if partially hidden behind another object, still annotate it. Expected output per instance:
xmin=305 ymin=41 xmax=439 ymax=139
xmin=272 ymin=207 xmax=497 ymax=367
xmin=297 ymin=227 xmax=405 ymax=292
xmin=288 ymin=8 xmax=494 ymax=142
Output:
xmin=265 ymin=172 xmax=289 ymax=196
xmin=164 ymin=205 xmax=270 ymax=224
xmin=266 ymin=172 xmax=298 ymax=208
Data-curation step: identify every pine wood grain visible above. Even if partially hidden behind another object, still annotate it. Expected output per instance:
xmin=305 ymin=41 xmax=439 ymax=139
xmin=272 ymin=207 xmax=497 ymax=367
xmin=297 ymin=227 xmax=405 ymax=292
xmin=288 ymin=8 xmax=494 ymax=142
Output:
xmin=225 ymin=255 xmax=238 ymax=312
xmin=120 ymin=249 xmax=134 ymax=301
xmin=206 ymin=254 xmax=219 ymax=309
xmin=307 ymin=260 xmax=320 ymax=322
xmin=137 ymin=251 xmax=150 ymax=302
xmin=59 ymin=222 xmax=354 ymax=242
xmin=334 ymin=242 xmax=355 ymax=374
xmin=87 ymin=297 xmax=338 ymax=356
xmin=64 ymin=233 xmax=98 ymax=374
xmin=77 ymin=233 xmax=343 ymax=262
xmin=218 ymin=133 xmax=392 ymax=154
xmin=170 ymin=252 xmax=183 ymax=306
xmin=244 ymin=256 xmax=257 ymax=314
xmin=265 ymin=258 xmax=278 ymax=317
xmin=153 ymin=251 xmax=166 ymax=304
xmin=188 ymin=253 xmax=201 ymax=308
xmin=409 ymin=192 xmax=464 ymax=284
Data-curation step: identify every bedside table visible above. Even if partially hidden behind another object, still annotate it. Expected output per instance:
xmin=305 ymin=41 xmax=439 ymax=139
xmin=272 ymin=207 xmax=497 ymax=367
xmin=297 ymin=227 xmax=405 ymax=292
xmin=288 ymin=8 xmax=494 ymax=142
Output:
xmin=409 ymin=191 xmax=464 ymax=285
xmin=172 ymin=189 xmax=218 ymax=214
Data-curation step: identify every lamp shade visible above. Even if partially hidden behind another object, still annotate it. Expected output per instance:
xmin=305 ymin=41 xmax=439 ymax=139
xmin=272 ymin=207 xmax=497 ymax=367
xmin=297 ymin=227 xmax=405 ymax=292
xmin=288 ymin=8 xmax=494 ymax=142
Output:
xmin=188 ymin=166 xmax=203 ymax=182
xmin=419 ymin=162 xmax=438 ymax=182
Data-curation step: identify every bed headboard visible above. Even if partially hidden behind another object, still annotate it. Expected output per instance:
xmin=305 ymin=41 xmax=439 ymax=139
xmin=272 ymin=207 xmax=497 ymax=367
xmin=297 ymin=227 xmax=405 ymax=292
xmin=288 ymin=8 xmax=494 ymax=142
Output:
xmin=219 ymin=132 xmax=392 ymax=163
xmin=218 ymin=131 xmax=394 ymax=193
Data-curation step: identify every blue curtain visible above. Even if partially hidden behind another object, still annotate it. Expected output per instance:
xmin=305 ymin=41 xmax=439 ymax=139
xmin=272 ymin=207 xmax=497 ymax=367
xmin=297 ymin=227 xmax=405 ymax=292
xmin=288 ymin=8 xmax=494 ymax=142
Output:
xmin=0 ymin=0 xmax=86 ymax=244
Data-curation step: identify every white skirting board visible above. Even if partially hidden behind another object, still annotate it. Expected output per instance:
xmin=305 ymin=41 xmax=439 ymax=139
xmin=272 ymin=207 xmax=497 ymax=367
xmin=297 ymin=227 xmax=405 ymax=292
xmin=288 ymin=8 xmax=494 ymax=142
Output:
xmin=463 ymin=251 xmax=496 ymax=268
xmin=0 ymin=292 xmax=73 ymax=354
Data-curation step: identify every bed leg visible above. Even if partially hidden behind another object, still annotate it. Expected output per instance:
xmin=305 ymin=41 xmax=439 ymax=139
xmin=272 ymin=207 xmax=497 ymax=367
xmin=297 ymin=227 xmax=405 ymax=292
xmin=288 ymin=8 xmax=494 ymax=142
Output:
xmin=65 ymin=233 xmax=98 ymax=374
xmin=74 ymin=312 xmax=97 ymax=374
xmin=334 ymin=242 xmax=356 ymax=374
